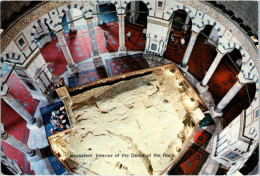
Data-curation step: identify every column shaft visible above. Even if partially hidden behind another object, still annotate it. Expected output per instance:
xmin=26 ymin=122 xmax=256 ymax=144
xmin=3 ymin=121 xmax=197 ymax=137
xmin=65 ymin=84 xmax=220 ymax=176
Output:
xmin=1 ymin=132 xmax=34 ymax=156
xmin=86 ymin=18 xmax=100 ymax=56
xmin=181 ymin=31 xmax=198 ymax=67
xmin=67 ymin=10 xmax=77 ymax=32
xmin=118 ymin=14 xmax=126 ymax=51
xmin=96 ymin=5 xmax=103 ymax=25
xmin=4 ymin=93 xmax=35 ymax=124
xmin=56 ymin=30 xmax=75 ymax=67
xmin=201 ymin=51 xmax=225 ymax=86
xmin=215 ymin=81 xmax=244 ymax=112
xmin=183 ymin=15 xmax=190 ymax=33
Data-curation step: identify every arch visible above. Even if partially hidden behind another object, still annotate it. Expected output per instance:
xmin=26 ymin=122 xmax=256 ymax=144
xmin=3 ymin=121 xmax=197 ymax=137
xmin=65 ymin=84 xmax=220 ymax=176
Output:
xmin=165 ymin=5 xmax=195 ymax=22
xmin=30 ymin=18 xmax=59 ymax=43
xmin=1 ymin=52 xmax=21 ymax=62
xmin=195 ymin=20 xmax=224 ymax=45
xmin=55 ymin=2 xmax=91 ymax=31
xmin=115 ymin=0 xmax=153 ymax=15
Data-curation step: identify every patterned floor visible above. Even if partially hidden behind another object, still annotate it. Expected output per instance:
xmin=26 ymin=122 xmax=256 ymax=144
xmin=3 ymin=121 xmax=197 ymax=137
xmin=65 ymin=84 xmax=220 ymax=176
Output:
xmin=164 ymin=31 xmax=256 ymax=128
xmin=105 ymin=53 xmax=149 ymax=76
xmin=68 ymin=68 xmax=107 ymax=88
xmin=39 ymin=101 xmax=67 ymax=174
xmin=192 ymin=129 xmax=212 ymax=148
xmin=1 ymin=73 xmax=39 ymax=175
xmin=168 ymin=143 xmax=209 ymax=175
xmin=41 ymin=21 xmax=146 ymax=76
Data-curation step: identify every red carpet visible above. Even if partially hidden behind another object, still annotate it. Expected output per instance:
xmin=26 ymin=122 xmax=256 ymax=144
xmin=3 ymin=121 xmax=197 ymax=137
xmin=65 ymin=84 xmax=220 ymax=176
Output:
xmin=1 ymin=73 xmax=38 ymax=175
xmin=168 ymin=143 xmax=209 ymax=175
xmin=41 ymin=22 xmax=145 ymax=76
xmin=193 ymin=129 xmax=212 ymax=148
xmin=105 ymin=53 xmax=148 ymax=76
xmin=165 ymin=31 xmax=256 ymax=127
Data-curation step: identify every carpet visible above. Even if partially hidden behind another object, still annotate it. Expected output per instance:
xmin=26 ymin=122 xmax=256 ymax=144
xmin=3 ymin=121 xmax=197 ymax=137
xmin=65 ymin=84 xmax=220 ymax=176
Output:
xmin=41 ymin=146 xmax=66 ymax=175
xmin=168 ymin=143 xmax=209 ymax=175
xmin=1 ymin=73 xmax=39 ymax=175
xmin=199 ymin=113 xmax=215 ymax=128
xmin=105 ymin=53 xmax=149 ymax=77
xmin=68 ymin=68 xmax=107 ymax=88
xmin=41 ymin=21 xmax=146 ymax=75
xmin=192 ymin=129 xmax=212 ymax=148
xmin=1 ymin=100 xmax=36 ymax=175
xmin=39 ymin=101 xmax=65 ymax=137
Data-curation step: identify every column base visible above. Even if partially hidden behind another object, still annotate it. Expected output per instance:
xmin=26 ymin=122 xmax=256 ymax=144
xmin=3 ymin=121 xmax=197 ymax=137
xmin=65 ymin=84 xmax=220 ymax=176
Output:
xmin=98 ymin=19 xmax=103 ymax=26
xmin=196 ymin=82 xmax=209 ymax=93
xmin=93 ymin=55 xmax=105 ymax=68
xmin=179 ymin=65 xmax=189 ymax=72
xmin=209 ymin=107 xmax=223 ymax=118
xmin=27 ymin=148 xmax=42 ymax=162
xmin=26 ymin=117 xmax=42 ymax=130
xmin=67 ymin=64 xmax=79 ymax=74
xmin=118 ymin=47 xmax=127 ymax=57
xmin=70 ymin=28 xmax=77 ymax=33
xmin=118 ymin=47 xmax=126 ymax=52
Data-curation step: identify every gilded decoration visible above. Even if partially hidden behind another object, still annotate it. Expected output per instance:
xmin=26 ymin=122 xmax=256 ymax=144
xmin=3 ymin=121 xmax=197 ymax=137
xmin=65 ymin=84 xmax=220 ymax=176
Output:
xmin=1 ymin=1 xmax=69 ymax=52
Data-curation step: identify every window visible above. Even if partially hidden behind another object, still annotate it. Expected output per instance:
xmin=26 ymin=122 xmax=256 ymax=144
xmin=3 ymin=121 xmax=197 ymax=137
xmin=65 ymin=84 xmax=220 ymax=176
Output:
xmin=151 ymin=43 xmax=157 ymax=51
xmin=158 ymin=1 xmax=163 ymax=8
xmin=18 ymin=38 xmax=25 ymax=47
xmin=156 ymin=1 xmax=165 ymax=10
xmin=223 ymin=151 xmax=240 ymax=161
xmin=154 ymin=35 xmax=157 ymax=39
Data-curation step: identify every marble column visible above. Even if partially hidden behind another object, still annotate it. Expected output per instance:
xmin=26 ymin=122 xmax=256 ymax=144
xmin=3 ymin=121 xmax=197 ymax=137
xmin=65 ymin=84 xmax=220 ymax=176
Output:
xmin=67 ymin=10 xmax=77 ymax=32
xmin=181 ymin=31 xmax=199 ymax=68
xmin=201 ymin=51 xmax=225 ymax=86
xmin=215 ymin=80 xmax=244 ymax=113
xmin=85 ymin=18 xmax=100 ymax=57
xmin=1 ymin=85 xmax=35 ymax=125
xmin=1 ymin=131 xmax=35 ymax=156
xmin=118 ymin=14 xmax=126 ymax=52
xmin=182 ymin=15 xmax=190 ymax=33
xmin=55 ymin=30 xmax=78 ymax=73
xmin=85 ymin=17 xmax=103 ymax=67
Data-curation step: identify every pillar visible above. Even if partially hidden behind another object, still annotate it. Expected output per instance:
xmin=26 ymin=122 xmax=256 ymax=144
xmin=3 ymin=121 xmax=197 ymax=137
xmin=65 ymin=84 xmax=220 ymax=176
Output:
xmin=1 ymin=84 xmax=36 ymax=125
xmin=85 ymin=18 xmax=100 ymax=57
xmin=130 ymin=1 xmax=139 ymax=23
xmin=67 ymin=10 xmax=77 ymax=32
xmin=196 ymin=50 xmax=225 ymax=93
xmin=96 ymin=5 xmax=103 ymax=25
xmin=215 ymin=80 xmax=244 ymax=113
xmin=182 ymin=15 xmax=190 ymax=33
xmin=118 ymin=14 xmax=126 ymax=52
xmin=85 ymin=17 xmax=104 ymax=67
xmin=1 ymin=131 xmax=35 ymax=156
xmin=55 ymin=30 xmax=78 ymax=73
xmin=202 ymin=51 xmax=225 ymax=86
xmin=181 ymin=31 xmax=199 ymax=68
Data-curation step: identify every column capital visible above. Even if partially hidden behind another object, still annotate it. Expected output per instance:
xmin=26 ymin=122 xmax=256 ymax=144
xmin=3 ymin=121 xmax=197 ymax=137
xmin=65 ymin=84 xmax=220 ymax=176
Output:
xmin=216 ymin=48 xmax=226 ymax=55
xmin=117 ymin=13 xmax=126 ymax=17
xmin=191 ymin=30 xmax=199 ymax=37
xmin=1 ymin=131 xmax=8 ymax=140
xmin=55 ymin=29 xmax=64 ymax=36
xmin=237 ymin=72 xmax=253 ymax=84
